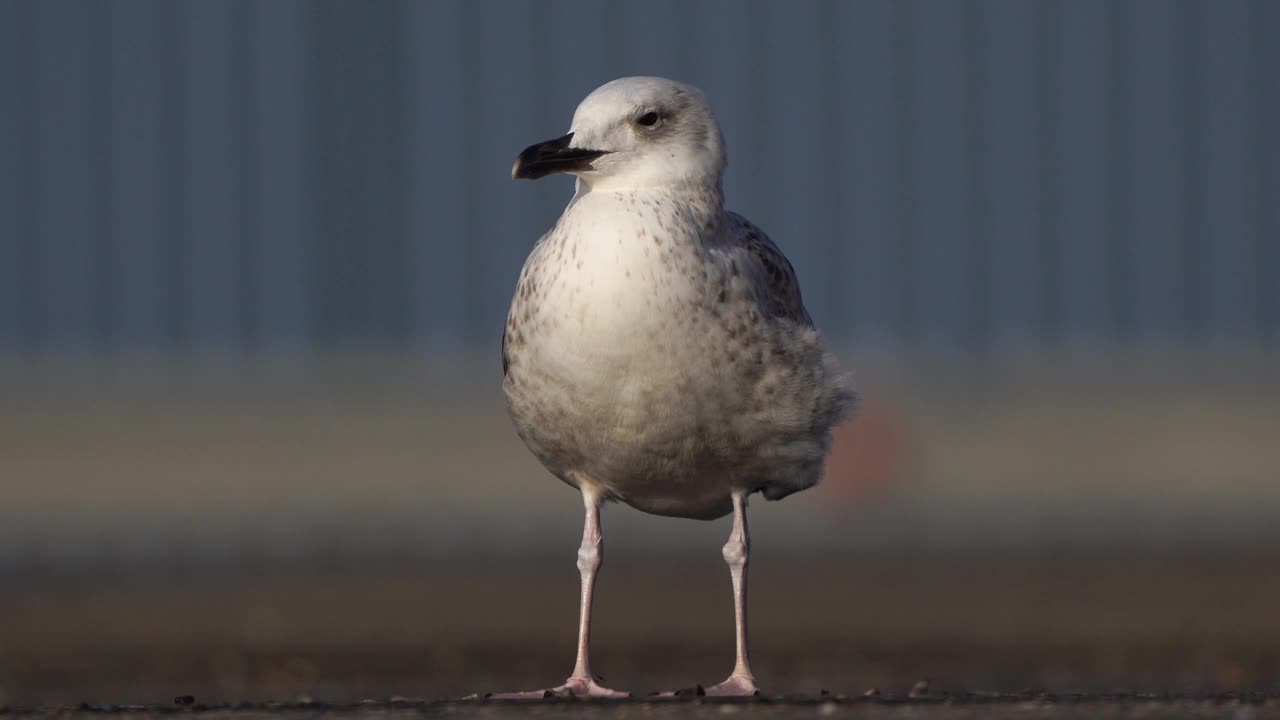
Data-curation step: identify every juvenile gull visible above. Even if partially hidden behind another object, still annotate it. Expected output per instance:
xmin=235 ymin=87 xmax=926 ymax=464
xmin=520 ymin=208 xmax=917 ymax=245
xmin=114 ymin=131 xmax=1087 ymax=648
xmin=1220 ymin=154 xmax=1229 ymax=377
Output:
xmin=496 ymin=77 xmax=855 ymax=699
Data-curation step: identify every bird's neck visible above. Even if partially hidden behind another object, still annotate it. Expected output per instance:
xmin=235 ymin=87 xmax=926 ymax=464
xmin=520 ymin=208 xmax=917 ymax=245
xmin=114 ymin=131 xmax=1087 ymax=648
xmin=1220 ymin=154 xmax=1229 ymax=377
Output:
xmin=573 ymin=181 xmax=724 ymax=232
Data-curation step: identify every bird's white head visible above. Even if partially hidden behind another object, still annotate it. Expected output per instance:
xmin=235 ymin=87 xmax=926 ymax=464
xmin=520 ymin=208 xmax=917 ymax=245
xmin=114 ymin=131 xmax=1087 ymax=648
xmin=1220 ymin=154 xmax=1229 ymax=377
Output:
xmin=512 ymin=77 xmax=726 ymax=193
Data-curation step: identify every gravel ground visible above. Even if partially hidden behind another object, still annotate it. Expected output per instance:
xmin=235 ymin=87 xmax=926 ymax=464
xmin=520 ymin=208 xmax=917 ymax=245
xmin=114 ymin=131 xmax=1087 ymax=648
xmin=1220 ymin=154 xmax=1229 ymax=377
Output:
xmin=2 ymin=549 xmax=1278 ymax=716
xmin=4 ymin=695 xmax=1280 ymax=720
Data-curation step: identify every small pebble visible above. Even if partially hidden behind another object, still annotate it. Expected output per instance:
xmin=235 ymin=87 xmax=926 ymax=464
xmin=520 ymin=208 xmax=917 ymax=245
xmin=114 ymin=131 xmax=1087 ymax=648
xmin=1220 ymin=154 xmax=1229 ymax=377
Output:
xmin=863 ymin=687 xmax=881 ymax=698
xmin=1017 ymin=687 xmax=1045 ymax=698
xmin=908 ymin=680 xmax=930 ymax=698
xmin=675 ymin=684 xmax=706 ymax=698
xmin=174 ymin=695 xmax=195 ymax=706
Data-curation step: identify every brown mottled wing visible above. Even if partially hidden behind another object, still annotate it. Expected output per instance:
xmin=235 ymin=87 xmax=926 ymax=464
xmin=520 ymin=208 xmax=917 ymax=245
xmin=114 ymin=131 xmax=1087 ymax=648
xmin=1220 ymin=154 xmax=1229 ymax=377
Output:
xmin=729 ymin=213 xmax=814 ymax=327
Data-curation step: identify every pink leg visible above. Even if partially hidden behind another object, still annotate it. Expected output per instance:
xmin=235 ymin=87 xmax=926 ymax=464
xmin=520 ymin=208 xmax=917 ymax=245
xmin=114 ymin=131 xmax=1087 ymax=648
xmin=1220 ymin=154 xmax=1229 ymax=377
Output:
xmin=488 ymin=486 xmax=629 ymax=700
xmin=705 ymin=491 xmax=760 ymax=697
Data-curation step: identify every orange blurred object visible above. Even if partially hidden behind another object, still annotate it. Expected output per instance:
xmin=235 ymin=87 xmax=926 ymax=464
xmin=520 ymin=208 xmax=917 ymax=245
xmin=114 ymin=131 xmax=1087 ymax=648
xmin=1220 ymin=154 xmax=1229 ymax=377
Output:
xmin=819 ymin=395 xmax=905 ymax=505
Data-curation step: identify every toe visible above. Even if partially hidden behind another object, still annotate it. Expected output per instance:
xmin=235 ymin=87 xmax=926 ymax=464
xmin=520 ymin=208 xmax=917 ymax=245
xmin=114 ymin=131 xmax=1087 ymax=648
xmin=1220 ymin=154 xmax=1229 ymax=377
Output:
xmin=705 ymin=675 xmax=760 ymax=697
xmin=563 ymin=677 xmax=630 ymax=699
xmin=487 ymin=676 xmax=630 ymax=700
xmin=485 ymin=689 xmax=557 ymax=700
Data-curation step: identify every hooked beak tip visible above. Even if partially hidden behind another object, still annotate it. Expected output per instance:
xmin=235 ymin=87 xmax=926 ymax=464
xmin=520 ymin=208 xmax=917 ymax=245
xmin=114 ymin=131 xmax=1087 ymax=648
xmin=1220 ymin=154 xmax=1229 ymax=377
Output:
xmin=512 ymin=132 xmax=607 ymax=181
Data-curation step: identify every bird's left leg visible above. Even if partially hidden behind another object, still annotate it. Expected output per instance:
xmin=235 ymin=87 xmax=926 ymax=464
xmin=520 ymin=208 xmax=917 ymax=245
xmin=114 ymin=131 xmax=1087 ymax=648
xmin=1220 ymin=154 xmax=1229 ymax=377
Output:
xmin=705 ymin=490 xmax=760 ymax=697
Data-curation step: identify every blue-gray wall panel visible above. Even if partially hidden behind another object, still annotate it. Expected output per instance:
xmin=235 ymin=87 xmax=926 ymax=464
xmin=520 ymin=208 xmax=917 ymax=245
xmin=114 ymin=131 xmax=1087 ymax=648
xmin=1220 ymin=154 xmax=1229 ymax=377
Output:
xmin=254 ymin=0 xmax=309 ymax=347
xmin=843 ymin=0 xmax=903 ymax=344
xmin=29 ymin=0 xmax=97 ymax=350
xmin=109 ymin=0 xmax=171 ymax=346
xmin=985 ymin=0 xmax=1039 ymax=346
xmin=0 ymin=0 xmax=20 ymax=344
xmin=2 ymin=0 xmax=1276 ymax=353
xmin=1133 ymin=2 xmax=1181 ymax=342
xmin=407 ymin=0 xmax=468 ymax=348
xmin=911 ymin=0 xmax=973 ymax=347
xmin=1057 ymin=0 xmax=1111 ymax=346
xmin=184 ymin=1 xmax=239 ymax=346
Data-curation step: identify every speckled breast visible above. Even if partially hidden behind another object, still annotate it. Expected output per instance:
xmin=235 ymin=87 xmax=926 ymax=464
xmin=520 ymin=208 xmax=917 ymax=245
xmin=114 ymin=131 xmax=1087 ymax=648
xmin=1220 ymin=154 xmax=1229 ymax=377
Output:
xmin=500 ymin=239 xmax=751 ymax=517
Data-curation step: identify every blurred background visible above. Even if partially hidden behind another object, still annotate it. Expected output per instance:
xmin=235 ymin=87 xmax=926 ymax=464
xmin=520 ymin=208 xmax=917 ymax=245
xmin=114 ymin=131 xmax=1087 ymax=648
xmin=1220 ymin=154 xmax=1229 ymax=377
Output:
xmin=1 ymin=0 xmax=1278 ymax=707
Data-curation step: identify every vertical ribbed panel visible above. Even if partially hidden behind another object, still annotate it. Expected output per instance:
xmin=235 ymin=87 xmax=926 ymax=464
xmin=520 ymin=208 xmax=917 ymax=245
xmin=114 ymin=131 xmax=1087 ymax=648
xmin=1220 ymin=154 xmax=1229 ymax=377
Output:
xmin=0 ymin=0 xmax=1276 ymax=353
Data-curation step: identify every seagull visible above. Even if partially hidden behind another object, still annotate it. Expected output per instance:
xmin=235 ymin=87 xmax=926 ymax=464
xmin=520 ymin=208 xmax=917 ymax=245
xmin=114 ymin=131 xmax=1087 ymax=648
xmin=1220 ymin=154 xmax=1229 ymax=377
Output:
xmin=495 ymin=77 xmax=855 ymax=699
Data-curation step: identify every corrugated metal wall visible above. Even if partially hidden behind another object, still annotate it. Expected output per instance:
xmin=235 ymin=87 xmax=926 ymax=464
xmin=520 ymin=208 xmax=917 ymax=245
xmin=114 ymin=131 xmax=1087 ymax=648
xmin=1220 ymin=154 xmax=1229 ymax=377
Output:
xmin=0 ymin=0 xmax=1276 ymax=352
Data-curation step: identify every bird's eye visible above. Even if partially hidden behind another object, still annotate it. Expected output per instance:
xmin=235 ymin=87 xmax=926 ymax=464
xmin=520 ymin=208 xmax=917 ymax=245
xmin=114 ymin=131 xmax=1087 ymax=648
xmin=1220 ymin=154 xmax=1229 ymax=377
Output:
xmin=636 ymin=111 xmax=660 ymax=127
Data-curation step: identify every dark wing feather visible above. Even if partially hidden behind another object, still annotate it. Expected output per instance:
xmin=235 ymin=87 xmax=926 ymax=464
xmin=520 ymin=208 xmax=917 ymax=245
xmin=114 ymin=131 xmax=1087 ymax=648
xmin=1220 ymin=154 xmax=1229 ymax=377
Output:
xmin=501 ymin=326 xmax=510 ymax=377
xmin=728 ymin=213 xmax=813 ymax=327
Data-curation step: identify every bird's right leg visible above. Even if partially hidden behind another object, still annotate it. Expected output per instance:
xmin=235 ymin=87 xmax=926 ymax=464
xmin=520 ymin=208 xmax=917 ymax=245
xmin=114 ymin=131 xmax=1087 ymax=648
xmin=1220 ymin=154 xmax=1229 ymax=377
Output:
xmin=487 ymin=484 xmax=629 ymax=700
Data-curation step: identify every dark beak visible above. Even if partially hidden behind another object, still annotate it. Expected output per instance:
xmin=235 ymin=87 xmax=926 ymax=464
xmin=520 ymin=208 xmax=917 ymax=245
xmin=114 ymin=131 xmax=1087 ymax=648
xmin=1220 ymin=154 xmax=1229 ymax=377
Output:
xmin=511 ymin=132 xmax=607 ymax=180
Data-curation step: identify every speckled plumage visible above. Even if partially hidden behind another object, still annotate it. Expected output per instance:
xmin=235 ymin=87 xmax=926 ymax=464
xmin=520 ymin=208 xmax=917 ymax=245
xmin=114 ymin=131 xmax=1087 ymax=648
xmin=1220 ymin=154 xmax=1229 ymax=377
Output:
xmin=503 ymin=78 xmax=855 ymax=521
